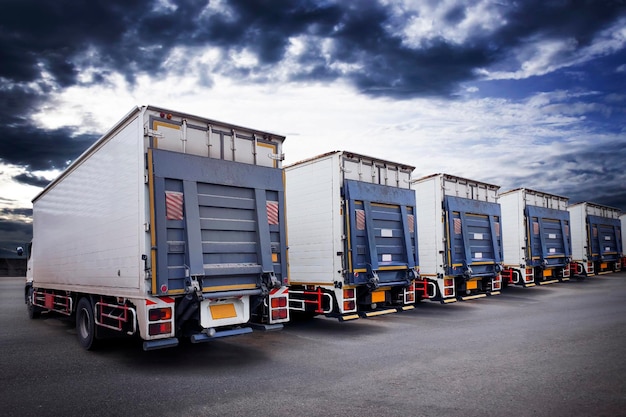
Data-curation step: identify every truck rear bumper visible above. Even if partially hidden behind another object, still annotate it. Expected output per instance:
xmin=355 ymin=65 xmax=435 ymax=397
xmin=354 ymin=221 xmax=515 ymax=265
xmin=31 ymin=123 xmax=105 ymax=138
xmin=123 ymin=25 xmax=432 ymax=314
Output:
xmin=190 ymin=327 xmax=253 ymax=343
xmin=143 ymin=337 xmax=179 ymax=351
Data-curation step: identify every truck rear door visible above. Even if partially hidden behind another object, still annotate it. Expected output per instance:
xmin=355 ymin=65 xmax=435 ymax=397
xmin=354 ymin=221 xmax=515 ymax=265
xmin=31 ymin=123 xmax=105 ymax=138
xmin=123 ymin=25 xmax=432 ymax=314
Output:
xmin=444 ymin=196 xmax=502 ymax=277
xmin=588 ymin=215 xmax=622 ymax=262
xmin=148 ymin=148 xmax=287 ymax=295
xmin=344 ymin=179 xmax=418 ymax=286
xmin=526 ymin=206 xmax=571 ymax=267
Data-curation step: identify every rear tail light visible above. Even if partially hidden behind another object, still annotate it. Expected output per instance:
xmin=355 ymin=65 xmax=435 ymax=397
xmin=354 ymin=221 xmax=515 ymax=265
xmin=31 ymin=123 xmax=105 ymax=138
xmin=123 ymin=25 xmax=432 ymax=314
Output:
xmin=443 ymin=278 xmax=455 ymax=297
xmin=525 ymin=268 xmax=534 ymax=283
xmin=342 ymin=288 xmax=357 ymax=312
xmin=268 ymin=288 xmax=289 ymax=324
xmin=492 ymin=275 xmax=502 ymax=291
xmin=271 ymin=297 xmax=287 ymax=308
xmin=149 ymin=322 xmax=172 ymax=336
xmin=271 ymin=309 xmax=288 ymax=321
xmin=149 ymin=307 xmax=172 ymax=321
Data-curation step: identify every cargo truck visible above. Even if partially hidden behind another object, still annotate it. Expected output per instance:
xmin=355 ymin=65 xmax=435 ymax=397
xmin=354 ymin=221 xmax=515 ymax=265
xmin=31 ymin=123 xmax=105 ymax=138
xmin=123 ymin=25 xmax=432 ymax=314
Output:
xmin=286 ymin=151 xmax=420 ymax=320
xmin=568 ymin=202 xmax=622 ymax=276
xmin=25 ymin=105 xmax=290 ymax=350
xmin=499 ymin=188 xmax=572 ymax=287
xmin=412 ymin=173 xmax=503 ymax=303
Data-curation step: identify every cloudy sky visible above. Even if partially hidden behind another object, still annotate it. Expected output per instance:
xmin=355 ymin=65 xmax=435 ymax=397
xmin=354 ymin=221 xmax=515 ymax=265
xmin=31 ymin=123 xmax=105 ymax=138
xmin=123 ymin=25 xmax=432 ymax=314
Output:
xmin=1 ymin=0 xmax=625 ymax=257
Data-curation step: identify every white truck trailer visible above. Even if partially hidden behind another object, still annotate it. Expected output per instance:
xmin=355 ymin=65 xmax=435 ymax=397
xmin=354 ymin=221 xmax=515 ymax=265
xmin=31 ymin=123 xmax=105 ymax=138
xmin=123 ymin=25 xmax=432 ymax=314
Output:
xmin=567 ymin=202 xmax=622 ymax=276
xmin=621 ymin=213 xmax=626 ymax=269
xmin=412 ymin=173 xmax=503 ymax=303
xmin=25 ymin=105 xmax=290 ymax=350
xmin=499 ymin=188 xmax=572 ymax=287
xmin=285 ymin=151 xmax=420 ymax=320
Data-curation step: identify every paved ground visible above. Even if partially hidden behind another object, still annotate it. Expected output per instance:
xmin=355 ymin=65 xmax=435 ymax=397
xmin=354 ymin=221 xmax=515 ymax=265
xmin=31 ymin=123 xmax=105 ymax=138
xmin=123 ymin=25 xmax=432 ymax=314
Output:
xmin=1 ymin=274 xmax=625 ymax=417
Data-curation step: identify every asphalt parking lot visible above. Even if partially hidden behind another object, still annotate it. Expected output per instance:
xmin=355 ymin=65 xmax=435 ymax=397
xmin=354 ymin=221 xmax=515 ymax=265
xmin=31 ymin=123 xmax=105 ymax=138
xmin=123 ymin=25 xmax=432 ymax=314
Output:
xmin=1 ymin=274 xmax=625 ymax=417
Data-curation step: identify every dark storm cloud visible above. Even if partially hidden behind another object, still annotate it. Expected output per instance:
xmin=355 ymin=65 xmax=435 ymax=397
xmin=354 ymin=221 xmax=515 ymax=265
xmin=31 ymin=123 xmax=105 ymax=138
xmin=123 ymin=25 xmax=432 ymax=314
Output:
xmin=1 ymin=0 xmax=625 ymax=180
xmin=494 ymin=0 xmax=622 ymax=49
xmin=1 ymin=208 xmax=32 ymax=217
xmin=0 ymin=87 xmax=98 ymax=171
xmin=13 ymin=173 xmax=50 ymax=188
xmin=496 ymin=140 xmax=626 ymax=210
xmin=4 ymin=1 xmax=626 ymax=98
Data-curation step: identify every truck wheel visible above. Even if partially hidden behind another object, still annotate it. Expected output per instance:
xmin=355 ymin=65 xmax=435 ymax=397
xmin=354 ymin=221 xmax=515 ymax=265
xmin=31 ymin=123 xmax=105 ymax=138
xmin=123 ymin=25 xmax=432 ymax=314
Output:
xmin=26 ymin=287 xmax=41 ymax=319
xmin=76 ymin=297 xmax=99 ymax=350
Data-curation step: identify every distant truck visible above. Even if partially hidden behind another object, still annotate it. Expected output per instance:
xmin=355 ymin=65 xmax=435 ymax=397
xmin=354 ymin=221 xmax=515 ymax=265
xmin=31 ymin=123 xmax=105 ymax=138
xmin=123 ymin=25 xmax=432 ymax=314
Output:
xmin=568 ymin=202 xmax=622 ymax=276
xmin=621 ymin=214 xmax=626 ymax=269
xmin=499 ymin=188 xmax=572 ymax=286
xmin=25 ymin=105 xmax=290 ymax=350
xmin=412 ymin=173 xmax=503 ymax=303
xmin=285 ymin=151 xmax=420 ymax=320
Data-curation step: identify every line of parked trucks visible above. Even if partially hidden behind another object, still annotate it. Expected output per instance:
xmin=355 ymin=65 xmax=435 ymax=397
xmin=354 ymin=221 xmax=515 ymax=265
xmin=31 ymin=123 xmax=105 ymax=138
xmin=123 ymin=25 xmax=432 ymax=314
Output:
xmin=19 ymin=106 xmax=625 ymax=350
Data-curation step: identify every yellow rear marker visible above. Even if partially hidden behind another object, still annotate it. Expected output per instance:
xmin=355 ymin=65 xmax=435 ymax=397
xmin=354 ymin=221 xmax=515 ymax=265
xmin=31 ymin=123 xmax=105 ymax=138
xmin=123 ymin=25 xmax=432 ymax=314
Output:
xmin=363 ymin=309 xmax=397 ymax=317
xmin=340 ymin=314 xmax=360 ymax=321
xmin=204 ymin=283 xmax=257 ymax=292
xmin=371 ymin=290 xmax=386 ymax=303
xmin=210 ymin=303 xmax=237 ymax=319
xmin=539 ymin=279 xmax=559 ymax=285
xmin=460 ymin=294 xmax=486 ymax=301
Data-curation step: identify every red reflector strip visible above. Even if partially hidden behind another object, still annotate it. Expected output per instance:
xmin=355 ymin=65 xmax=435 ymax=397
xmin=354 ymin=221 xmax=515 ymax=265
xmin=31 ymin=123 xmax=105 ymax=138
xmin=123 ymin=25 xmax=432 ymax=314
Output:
xmin=267 ymin=201 xmax=279 ymax=225
xmin=165 ymin=191 xmax=184 ymax=220
xmin=356 ymin=209 xmax=365 ymax=230
xmin=407 ymin=214 xmax=414 ymax=233
xmin=454 ymin=218 xmax=461 ymax=234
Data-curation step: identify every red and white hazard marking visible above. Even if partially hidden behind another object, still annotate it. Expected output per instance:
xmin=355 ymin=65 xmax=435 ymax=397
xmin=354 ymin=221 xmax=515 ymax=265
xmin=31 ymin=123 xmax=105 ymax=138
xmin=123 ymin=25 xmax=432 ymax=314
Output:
xmin=165 ymin=191 xmax=184 ymax=220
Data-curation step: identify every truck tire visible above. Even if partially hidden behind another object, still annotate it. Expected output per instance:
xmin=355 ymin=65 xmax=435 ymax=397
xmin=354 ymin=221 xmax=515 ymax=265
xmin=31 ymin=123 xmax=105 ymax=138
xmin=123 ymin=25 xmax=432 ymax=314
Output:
xmin=76 ymin=297 xmax=99 ymax=350
xmin=26 ymin=287 xmax=41 ymax=319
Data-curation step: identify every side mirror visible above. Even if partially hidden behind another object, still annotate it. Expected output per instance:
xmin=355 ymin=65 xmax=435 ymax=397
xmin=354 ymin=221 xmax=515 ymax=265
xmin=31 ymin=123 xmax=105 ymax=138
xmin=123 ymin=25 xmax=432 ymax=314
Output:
xmin=16 ymin=247 xmax=24 ymax=256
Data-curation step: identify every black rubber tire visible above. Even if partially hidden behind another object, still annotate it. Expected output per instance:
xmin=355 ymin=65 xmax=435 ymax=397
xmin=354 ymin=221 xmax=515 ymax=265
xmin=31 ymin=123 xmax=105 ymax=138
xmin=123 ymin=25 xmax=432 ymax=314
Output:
xmin=26 ymin=287 xmax=41 ymax=319
xmin=76 ymin=297 xmax=98 ymax=350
